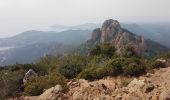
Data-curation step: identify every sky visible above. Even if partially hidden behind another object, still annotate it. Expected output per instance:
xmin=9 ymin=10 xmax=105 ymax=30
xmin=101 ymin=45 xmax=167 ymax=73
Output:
xmin=0 ymin=0 xmax=170 ymax=38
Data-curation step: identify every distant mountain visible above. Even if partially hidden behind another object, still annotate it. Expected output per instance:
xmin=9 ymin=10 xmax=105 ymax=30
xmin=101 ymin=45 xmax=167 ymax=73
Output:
xmin=121 ymin=23 xmax=170 ymax=48
xmin=0 ymin=43 xmax=77 ymax=65
xmin=87 ymin=19 xmax=169 ymax=57
xmin=0 ymin=30 xmax=91 ymax=65
xmin=0 ymin=30 xmax=91 ymax=47
xmin=50 ymin=22 xmax=170 ymax=48
xmin=50 ymin=23 xmax=101 ymax=30
xmin=1 ymin=21 xmax=170 ymax=65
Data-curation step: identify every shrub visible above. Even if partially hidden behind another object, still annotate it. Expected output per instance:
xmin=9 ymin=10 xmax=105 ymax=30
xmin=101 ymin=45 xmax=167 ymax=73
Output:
xmin=10 ymin=65 xmax=21 ymax=72
xmin=0 ymin=69 xmax=25 ymax=99
xmin=77 ymin=67 xmax=105 ymax=81
xmin=123 ymin=45 xmax=139 ymax=57
xmin=104 ymin=57 xmax=146 ymax=76
xmin=100 ymin=43 xmax=116 ymax=57
xmin=58 ymin=55 xmax=88 ymax=79
xmin=78 ymin=67 xmax=98 ymax=81
xmin=9 ymin=63 xmax=47 ymax=75
xmin=90 ymin=43 xmax=116 ymax=57
xmin=122 ymin=57 xmax=146 ymax=76
xmin=87 ymin=55 xmax=109 ymax=68
xmin=151 ymin=60 xmax=166 ymax=68
xmin=78 ymin=57 xmax=147 ymax=80
xmin=104 ymin=58 xmax=125 ymax=76
xmin=89 ymin=45 xmax=101 ymax=56
xmin=123 ymin=63 xmax=146 ymax=76
xmin=23 ymin=73 xmax=67 ymax=96
xmin=36 ymin=56 xmax=60 ymax=74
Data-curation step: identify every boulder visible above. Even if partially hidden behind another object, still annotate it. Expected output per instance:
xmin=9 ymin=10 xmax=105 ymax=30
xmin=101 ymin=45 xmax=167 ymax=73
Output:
xmin=127 ymin=78 xmax=145 ymax=90
xmin=23 ymin=69 xmax=37 ymax=85
xmin=156 ymin=58 xmax=167 ymax=63
xmin=156 ymin=58 xmax=167 ymax=67
xmin=38 ymin=85 xmax=68 ymax=100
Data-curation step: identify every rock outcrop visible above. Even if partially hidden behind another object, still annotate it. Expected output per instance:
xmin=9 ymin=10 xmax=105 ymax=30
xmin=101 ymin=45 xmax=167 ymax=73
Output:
xmin=38 ymin=85 xmax=68 ymax=100
xmin=87 ymin=19 xmax=169 ymax=56
xmin=23 ymin=69 xmax=37 ymax=85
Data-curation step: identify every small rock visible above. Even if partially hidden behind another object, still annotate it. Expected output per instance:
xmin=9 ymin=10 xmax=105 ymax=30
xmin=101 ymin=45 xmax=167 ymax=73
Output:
xmin=144 ymin=83 xmax=154 ymax=93
xmin=146 ymin=73 xmax=151 ymax=77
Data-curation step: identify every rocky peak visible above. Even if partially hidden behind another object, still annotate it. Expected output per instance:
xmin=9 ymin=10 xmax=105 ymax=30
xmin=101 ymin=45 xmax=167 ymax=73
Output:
xmin=101 ymin=19 xmax=121 ymax=31
xmin=88 ymin=19 xmax=147 ymax=56
xmin=100 ymin=19 xmax=122 ymax=43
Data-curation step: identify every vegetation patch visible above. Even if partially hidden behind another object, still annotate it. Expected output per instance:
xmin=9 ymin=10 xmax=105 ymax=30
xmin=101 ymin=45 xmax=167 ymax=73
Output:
xmin=0 ymin=43 xmax=169 ymax=98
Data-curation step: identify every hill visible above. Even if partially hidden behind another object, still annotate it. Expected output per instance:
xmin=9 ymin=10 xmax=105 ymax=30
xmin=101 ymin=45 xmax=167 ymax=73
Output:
xmin=0 ymin=30 xmax=91 ymax=65
xmin=0 ymin=30 xmax=91 ymax=47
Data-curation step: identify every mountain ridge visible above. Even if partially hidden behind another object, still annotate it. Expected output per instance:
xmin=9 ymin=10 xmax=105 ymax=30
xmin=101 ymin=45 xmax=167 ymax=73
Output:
xmin=0 ymin=30 xmax=91 ymax=65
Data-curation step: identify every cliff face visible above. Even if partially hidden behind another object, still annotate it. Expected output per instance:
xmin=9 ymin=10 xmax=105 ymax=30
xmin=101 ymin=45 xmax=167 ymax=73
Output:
xmin=100 ymin=19 xmax=123 ymax=43
xmin=88 ymin=19 xmax=147 ymax=56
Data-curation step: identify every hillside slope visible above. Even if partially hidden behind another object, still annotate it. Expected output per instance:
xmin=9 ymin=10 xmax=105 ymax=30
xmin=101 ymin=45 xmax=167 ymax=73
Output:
xmin=9 ymin=66 xmax=170 ymax=100
xmin=0 ymin=30 xmax=91 ymax=65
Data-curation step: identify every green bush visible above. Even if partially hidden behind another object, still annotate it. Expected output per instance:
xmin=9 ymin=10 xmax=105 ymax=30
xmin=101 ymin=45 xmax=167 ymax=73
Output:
xmin=90 ymin=43 xmax=116 ymax=57
xmin=122 ymin=57 xmax=146 ymax=76
xmin=78 ymin=58 xmax=125 ymax=81
xmin=78 ymin=67 xmax=98 ymax=81
xmin=89 ymin=45 xmax=101 ymax=56
xmin=23 ymin=73 xmax=67 ymax=96
xmin=58 ymin=55 xmax=88 ymax=79
xmin=9 ymin=63 xmax=47 ymax=75
xmin=104 ymin=57 xmax=146 ymax=76
xmin=0 ymin=69 xmax=25 ymax=99
xmin=100 ymin=43 xmax=116 ymax=57
xmin=36 ymin=56 xmax=60 ymax=74
xmin=123 ymin=63 xmax=146 ymax=76
xmin=123 ymin=45 xmax=138 ymax=57
xmin=104 ymin=58 xmax=124 ymax=76
xmin=87 ymin=55 xmax=109 ymax=68
xmin=77 ymin=67 xmax=105 ymax=81
xmin=151 ymin=60 xmax=166 ymax=68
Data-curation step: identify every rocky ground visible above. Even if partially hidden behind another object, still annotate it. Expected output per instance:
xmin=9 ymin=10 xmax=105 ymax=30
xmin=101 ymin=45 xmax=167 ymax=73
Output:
xmin=7 ymin=67 xmax=170 ymax=100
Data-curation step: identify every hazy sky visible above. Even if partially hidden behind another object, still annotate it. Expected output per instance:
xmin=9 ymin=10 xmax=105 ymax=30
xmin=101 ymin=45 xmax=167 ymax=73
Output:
xmin=0 ymin=0 xmax=170 ymax=38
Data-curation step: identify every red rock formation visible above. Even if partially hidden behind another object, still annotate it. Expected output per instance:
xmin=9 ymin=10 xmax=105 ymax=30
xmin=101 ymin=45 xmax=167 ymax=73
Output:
xmin=88 ymin=19 xmax=147 ymax=56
